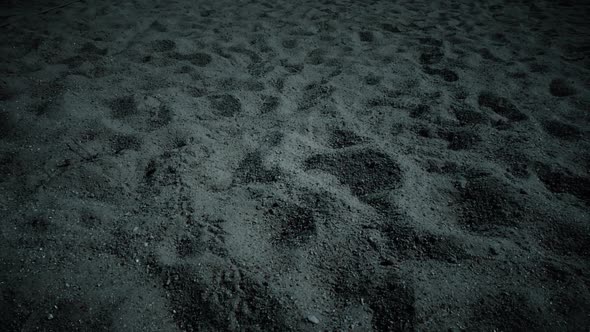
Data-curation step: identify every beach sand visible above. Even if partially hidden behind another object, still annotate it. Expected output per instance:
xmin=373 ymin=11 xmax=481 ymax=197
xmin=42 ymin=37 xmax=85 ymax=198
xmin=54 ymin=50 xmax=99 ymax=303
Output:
xmin=1 ymin=0 xmax=589 ymax=330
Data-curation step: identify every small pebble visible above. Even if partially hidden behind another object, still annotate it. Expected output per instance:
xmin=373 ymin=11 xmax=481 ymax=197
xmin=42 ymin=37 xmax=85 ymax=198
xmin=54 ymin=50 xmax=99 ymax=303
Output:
xmin=47 ymin=313 xmax=54 ymax=320
xmin=307 ymin=314 xmax=319 ymax=324
xmin=489 ymin=247 xmax=499 ymax=255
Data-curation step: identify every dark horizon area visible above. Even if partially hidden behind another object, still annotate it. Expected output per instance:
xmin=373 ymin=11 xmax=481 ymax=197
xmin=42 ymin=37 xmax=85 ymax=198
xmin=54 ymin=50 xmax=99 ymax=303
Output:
xmin=1 ymin=0 xmax=589 ymax=331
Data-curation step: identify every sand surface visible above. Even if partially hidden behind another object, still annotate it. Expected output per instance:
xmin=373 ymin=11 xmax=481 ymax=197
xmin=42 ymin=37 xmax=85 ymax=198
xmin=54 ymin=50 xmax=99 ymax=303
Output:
xmin=1 ymin=0 xmax=589 ymax=330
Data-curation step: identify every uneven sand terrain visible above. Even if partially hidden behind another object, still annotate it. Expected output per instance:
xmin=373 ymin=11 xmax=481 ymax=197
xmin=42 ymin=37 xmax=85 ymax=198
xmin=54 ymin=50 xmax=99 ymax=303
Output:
xmin=1 ymin=0 xmax=589 ymax=330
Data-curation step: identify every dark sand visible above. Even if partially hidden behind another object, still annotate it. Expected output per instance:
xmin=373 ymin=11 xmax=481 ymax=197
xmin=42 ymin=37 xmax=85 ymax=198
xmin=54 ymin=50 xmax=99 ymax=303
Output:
xmin=1 ymin=0 xmax=589 ymax=331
